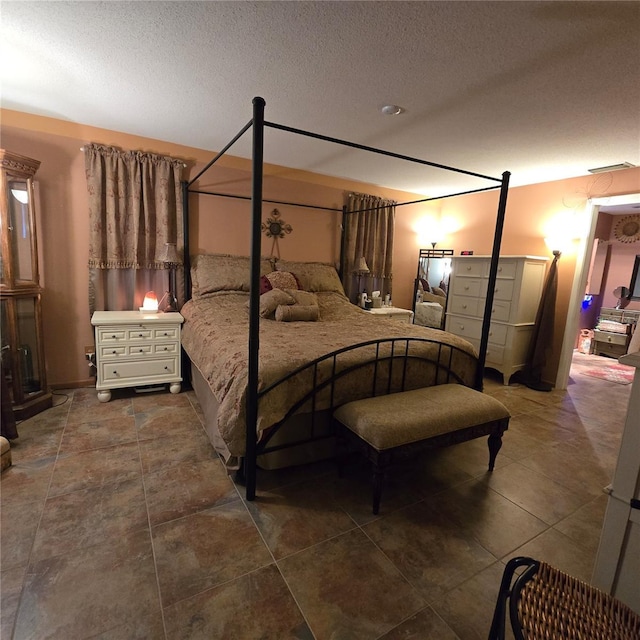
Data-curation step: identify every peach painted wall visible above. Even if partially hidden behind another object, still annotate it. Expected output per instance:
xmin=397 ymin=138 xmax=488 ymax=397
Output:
xmin=2 ymin=109 xmax=640 ymax=388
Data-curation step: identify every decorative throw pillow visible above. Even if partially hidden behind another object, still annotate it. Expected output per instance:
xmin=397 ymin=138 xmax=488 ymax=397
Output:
xmin=258 ymin=289 xmax=295 ymax=318
xmin=191 ymin=253 xmax=273 ymax=297
xmin=264 ymin=270 xmax=300 ymax=291
xmin=275 ymin=304 xmax=320 ymax=322
xmin=432 ymin=286 xmax=446 ymax=298
xmin=276 ymin=260 xmax=345 ymax=294
xmin=260 ymin=274 xmax=273 ymax=295
xmin=420 ymin=278 xmax=433 ymax=294
xmin=285 ymin=289 xmax=319 ymax=307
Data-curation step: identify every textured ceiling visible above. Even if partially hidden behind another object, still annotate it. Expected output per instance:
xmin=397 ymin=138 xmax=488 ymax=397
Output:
xmin=1 ymin=1 xmax=639 ymax=197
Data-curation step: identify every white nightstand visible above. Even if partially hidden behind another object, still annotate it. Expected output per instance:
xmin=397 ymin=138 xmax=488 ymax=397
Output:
xmin=90 ymin=311 xmax=184 ymax=402
xmin=365 ymin=306 xmax=414 ymax=323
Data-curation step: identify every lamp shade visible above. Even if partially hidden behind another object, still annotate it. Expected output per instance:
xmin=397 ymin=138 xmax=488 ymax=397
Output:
xmin=158 ymin=242 xmax=179 ymax=265
xmin=356 ymin=256 xmax=370 ymax=273
xmin=140 ymin=291 xmax=159 ymax=312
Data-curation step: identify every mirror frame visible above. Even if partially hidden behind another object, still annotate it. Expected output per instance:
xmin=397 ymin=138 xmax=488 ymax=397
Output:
xmin=629 ymin=254 xmax=640 ymax=300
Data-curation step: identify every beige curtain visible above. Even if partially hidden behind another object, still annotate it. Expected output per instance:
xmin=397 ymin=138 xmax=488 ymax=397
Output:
xmin=343 ymin=192 xmax=396 ymax=303
xmin=85 ymin=144 xmax=184 ymax=313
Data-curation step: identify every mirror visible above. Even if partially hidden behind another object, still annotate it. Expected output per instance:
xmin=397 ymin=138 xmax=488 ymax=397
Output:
xmin=413 ymin=248 xmax=453 ymax=328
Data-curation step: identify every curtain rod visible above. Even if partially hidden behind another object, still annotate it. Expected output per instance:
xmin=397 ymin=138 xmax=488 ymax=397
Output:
xmin=80 ymin=146 xmax=187 ymax=168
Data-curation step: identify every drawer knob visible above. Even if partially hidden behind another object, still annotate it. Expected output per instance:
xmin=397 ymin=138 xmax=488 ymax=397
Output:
xmin=164 ymin=332 xmax=168 ymax=336
xmin=111 ymin=335 xmax=116 ymax=339
xmin=164 ymin=347 xmax=168 ymax=351
xmin=164 ymin=366 xmax=169 ymax=370
xmin=138 ymin=333 xmax=143 ymax=337
xmin=464 ymin=286 xmax=469 ymax=290
xmin=113 ymin=370 xmax=118 ymax=375
xmin=466 ymin=266 xmax=471 ymax=271
xmin=139 ymin=349 xmax=143 ymax=353
xmin=112 ymin=350 xmax=116 ymax=354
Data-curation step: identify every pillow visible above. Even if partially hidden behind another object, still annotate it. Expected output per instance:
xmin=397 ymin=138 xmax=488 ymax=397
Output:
xmin=191 ymin=254 xmax=272 ymax=297
xmin=285 ymin=289 xmax=319 ymax=307
xmin=420 ymin=278 xmax=433 ymax=294
xmin=259 ymin=289 xmax=295 ymax=318
xmin=432 ymin=286 xmax=447 ymax=298
xmin=262 ymin=270 xmax=300 ymax=292
xmin=276 ymin=260 xmax=345 ymax=294
xmin=275 ymin=304 xmax=320 ymax=322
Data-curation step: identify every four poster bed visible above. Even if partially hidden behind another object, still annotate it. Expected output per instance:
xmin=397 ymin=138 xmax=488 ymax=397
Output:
xmin=180 ymin=97 xmax=511 ymax=501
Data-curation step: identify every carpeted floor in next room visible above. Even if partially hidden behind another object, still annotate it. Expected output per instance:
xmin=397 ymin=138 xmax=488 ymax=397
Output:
xmin=0 ymin=351 xmax=632 ymax=639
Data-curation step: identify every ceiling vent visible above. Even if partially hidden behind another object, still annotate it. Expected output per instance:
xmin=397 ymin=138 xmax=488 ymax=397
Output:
xmin=588 ymin=162 xmax=636 ymax=174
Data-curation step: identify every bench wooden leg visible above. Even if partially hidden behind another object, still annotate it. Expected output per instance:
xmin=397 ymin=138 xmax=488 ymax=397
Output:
xmin=488 ymin=432 xmax=503 ymax=471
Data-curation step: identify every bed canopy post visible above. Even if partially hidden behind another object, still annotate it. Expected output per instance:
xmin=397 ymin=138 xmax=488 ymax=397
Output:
xmin=181 ymin=180 xmax=191 ymax=301
xmin=475 ymin=171 xmax=511 ymax=390
xmin=245 ymin=96 xmax=266 ymax=501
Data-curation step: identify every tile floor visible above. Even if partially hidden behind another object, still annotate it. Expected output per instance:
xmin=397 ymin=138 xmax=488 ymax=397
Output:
xmin=0 ymin=351 xmax=633 ymax=639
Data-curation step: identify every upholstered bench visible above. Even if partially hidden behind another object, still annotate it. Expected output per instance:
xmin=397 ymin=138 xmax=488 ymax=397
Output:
xmin=333 ymin=383 xmax=510 ymax=514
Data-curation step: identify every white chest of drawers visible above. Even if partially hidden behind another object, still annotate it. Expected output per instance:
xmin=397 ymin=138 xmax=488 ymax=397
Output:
xmin=445 ymin=255 xmax=548 ymax=385
xmin=91 ymin=311 xmax=184 ymax=402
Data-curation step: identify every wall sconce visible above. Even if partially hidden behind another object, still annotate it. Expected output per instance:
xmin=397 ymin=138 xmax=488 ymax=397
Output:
xmin=158 ymin=242 xmax=179 ymax=312
xmin=140 ymin=291 xmax=159 ymax=312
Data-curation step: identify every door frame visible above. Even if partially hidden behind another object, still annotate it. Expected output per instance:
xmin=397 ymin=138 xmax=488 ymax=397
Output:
xmin=556 ymin=192 xmax=640 ymax=389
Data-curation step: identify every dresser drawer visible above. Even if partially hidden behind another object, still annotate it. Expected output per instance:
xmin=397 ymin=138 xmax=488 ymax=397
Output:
xmin=593 ymin=330 xmax=628 ymax=346
xmin=484 ymin=278 xmax=515 ymax=301
xmin=447 ymin=316 xmax=508 ymax=345
xmin=455 ymin=260 xmax=487 ymax=277
xmin=100 ymin=357 xmax=177 ymax=382
xmin=465 ymin=337 xmax=505 ymax=365
xmin=451 ymin=277 xmax=484 ymax=298
xmin=495 ymin=260 xmax=518 ymax=279
xmin=448 ymin=296 xmax=481 ymax=317
xmin=490 ymin=300 xmax=512 ymax=323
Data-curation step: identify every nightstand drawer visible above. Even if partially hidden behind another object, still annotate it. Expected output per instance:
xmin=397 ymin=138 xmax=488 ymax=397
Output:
xmin=594 ymin=330 xmax=628 ymax=346
xmin=100 ymin=345 xmax=127 ymax=359
xmin=154 ymin=327 xmax=179 ymax=340
xmin=101 ymin=357 xmax=177 ymax=382
xmin=97 ymin=328 xmax=127 ymax=343
xmin=153 ymin=342 xmax=179 ymax=355
xmin=127 ymin=344 xmax=153 ymax=356
xmin=127 ymin=328 xmax=153 ymax=341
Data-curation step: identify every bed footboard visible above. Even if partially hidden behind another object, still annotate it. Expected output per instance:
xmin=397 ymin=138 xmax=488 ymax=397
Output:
xmin=244 ymin=337 xmax=478 ymax=500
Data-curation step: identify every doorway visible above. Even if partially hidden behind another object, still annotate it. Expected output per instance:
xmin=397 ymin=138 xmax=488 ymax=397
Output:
xmin=556 ymin=193 xmax=640 ymax=389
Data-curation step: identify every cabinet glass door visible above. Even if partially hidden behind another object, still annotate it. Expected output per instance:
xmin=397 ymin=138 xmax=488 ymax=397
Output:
xmin=7 ymin=179 xmax=35 ymax=284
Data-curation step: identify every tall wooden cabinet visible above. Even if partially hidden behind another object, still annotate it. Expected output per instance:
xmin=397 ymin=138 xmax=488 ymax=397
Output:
xmin=0 ymin=150 xmax=52 ymax=420
xmin=445 ymin=255 xmax=548 ymax=385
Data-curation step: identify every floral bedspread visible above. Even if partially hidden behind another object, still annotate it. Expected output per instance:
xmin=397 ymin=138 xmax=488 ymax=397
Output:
xmin=181 ymin=291 xmax=477 ymax=459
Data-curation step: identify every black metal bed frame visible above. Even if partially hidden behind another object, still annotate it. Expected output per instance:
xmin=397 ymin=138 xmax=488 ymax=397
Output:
xmin=183 ymin=96 xmax=510 ymax=501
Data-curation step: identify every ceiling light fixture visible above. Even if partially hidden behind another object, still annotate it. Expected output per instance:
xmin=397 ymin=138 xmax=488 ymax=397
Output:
xmin=381 ymin=104 xmax=404 ymax=116
xmin=588 ymin=162 xmax=635 ymax=174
